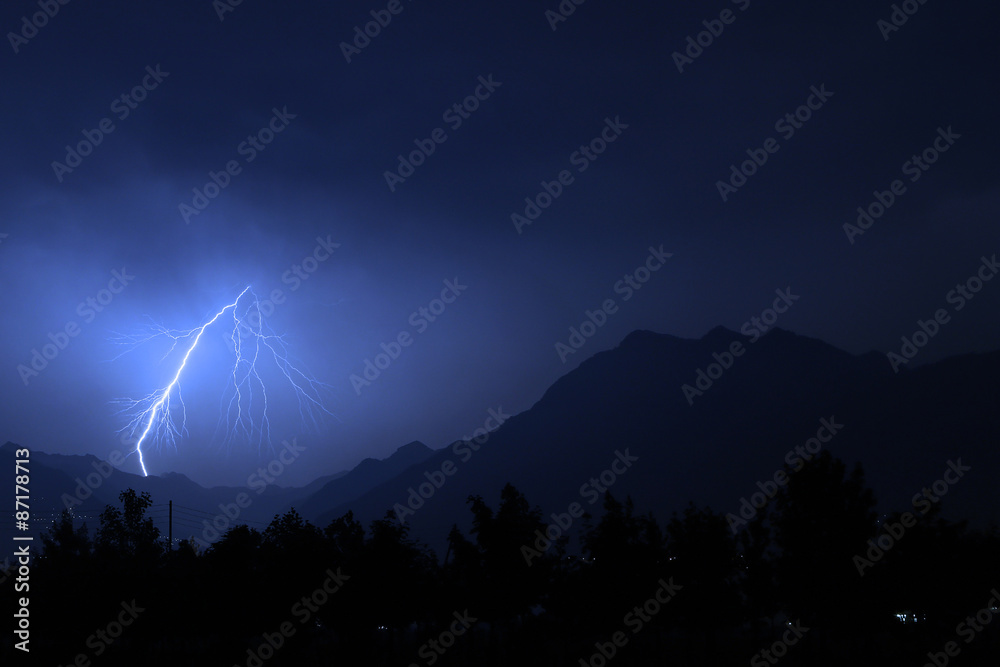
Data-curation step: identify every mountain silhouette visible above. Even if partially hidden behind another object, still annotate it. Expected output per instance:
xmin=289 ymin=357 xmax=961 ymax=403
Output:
xmin=296 ymin=440 xmax=434 ymax=518
xmin=300 ymin=327 xmax=999 ymax=555
xmin=5 ymin=327 xmax=998 ymax=559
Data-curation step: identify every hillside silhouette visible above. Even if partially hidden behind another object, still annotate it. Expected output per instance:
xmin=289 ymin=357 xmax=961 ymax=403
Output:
xmin=3 ymin=327 xmax=999 ymax=665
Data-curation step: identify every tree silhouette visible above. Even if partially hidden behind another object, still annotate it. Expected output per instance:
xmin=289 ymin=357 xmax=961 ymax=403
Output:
xmin=577 ymin=493 xmax=666 ymax=628
xmin=771 ymin=450 xmax=878 ymax=660
xmin=736 ymin=507 xmax=778 ymax=641
xmin=666 ymin=503 xmax=741 ymax=639
xmin=40 ymin=508 xmax=92 ymax=563
xmin=464 ymin=483 xmax=555 ymax=623
xmin=95 ymin=488 xmax=162 ymax=561
xmin=17 ymin=470 xmax=999 ymax=667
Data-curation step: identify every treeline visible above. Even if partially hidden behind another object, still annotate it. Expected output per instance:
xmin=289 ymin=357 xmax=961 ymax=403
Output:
xmin=3 ymin=451 xmax=1000 ymax=666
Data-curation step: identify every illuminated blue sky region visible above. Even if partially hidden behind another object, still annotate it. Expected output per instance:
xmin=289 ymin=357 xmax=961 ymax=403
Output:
xmin=113 ymin=285 xmax=335 ymax=477
xmin=1 ymin=0 xmax=998 ymax=486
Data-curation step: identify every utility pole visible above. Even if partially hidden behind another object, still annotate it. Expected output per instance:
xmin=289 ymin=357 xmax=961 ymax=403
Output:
xmin=168 ymin=500 xmax=172 ymax=550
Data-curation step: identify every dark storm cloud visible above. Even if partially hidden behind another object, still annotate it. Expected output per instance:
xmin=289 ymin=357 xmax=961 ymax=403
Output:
xmin=1 ymin=0 xmax=997 ymax=485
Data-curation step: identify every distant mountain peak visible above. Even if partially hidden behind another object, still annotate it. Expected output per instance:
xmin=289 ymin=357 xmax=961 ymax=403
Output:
xmin=297 ymin=439 xmax=436 ymax=520
xmin=705 ymin=324 xmax=736 ymax=336
xmin=394 ymin=440 xmax=430 ymax=455
xmin=618 ymin=329 xmax=671 ymax=347
xmin=702 ymin=325 xmax=740 ymax=343
xmin=618 ymin=326 xmax=742 ymax=351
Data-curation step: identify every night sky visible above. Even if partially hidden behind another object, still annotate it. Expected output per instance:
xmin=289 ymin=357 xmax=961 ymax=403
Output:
xmin=1 ymin=0 xmax=997 ymax=487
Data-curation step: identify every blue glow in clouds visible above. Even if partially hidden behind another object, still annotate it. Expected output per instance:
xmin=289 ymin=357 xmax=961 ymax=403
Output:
xmin=115 ymin=286 xmax=333 ymax=476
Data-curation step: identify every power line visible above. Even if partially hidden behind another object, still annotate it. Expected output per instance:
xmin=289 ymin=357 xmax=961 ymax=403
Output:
xmin=172 ymin=503 xmax=217 ymax=517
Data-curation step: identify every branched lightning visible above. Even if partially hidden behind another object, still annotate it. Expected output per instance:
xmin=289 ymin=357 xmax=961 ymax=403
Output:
xmin=115 ymin=285 xmax=334 ymax=476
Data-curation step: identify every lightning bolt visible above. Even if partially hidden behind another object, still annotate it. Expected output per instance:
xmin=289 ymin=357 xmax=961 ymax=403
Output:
xmin=115 ymin=285 xmax=334 ymax=476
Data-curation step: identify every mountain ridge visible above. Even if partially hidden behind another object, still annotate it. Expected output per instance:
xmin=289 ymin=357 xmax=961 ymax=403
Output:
xmin=5 ymin=326 xmax=998 ymax=557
